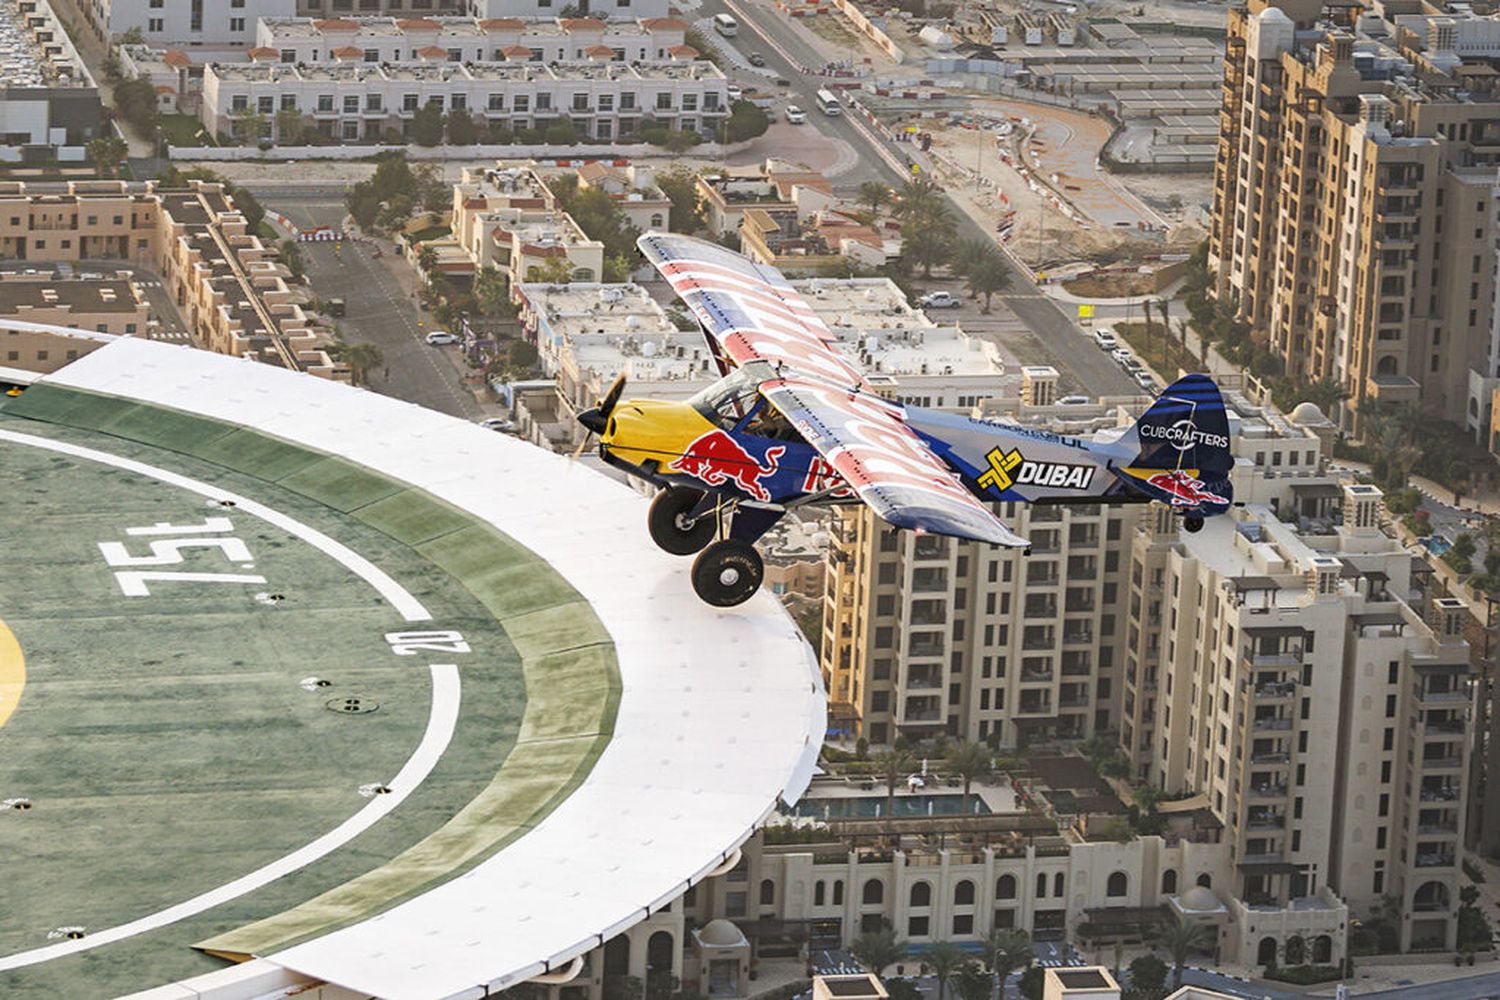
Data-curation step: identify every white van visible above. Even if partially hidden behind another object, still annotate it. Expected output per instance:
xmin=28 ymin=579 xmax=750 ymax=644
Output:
xmin=1093 ymin=328 xmax=1118 ymax=350
xmin=713 ymin=13 xmax=738 ymax=36
xmin=815 ymin=89 xmax=842 ymax=116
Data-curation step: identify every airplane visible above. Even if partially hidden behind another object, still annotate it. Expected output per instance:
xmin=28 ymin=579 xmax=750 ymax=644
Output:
xmin=577 ymin=233 xmax=1234 ymax=607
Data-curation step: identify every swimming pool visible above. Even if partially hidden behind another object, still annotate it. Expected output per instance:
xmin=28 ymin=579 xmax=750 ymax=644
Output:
xmin=783 ymin=793 xmax=991 ymax=819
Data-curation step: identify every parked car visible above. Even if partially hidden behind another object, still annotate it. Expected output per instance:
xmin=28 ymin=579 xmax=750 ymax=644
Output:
xmin=918 ymin=291 xmax=962 ymax=309
xmin=425 ymin=330 xmax=457 ymax=345
xmin=480 ymin=417 xmax=518 ymax=433
xmin=1135 ymin=371 xmax=1159 ymax=393
xmin=785 ymin=104 xmax=807 ymax=124
xmin=726 ymin=84 xmax=743 ymax=101
xmin=1093 ymin=328 xmax=1117 ymax=350
xmin=1057 ymin=395 xmax=1090 ymax=405
xmin=1110 ymin=347 xmax=1133 ymax=366
xmin=748 ymin=51 xmax=767 ymax=66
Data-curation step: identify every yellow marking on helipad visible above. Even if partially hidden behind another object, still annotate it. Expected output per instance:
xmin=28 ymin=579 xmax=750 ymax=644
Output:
xmin=0 ymin=618 xmax=24 ymax=730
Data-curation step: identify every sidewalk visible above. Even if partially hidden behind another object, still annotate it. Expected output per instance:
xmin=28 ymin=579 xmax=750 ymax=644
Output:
xmin=47 ymin=0 xmax=156 ymax=158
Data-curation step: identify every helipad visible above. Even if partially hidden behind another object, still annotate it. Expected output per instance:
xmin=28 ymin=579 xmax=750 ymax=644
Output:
xmin=0 ymin=334 xmax=822 ymax=1000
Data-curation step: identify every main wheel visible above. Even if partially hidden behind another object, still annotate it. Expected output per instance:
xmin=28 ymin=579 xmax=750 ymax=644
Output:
xmin=1184 ymin=515 xmax=1205 ymax=533
xmin=648 ymin=486 xmax=716 ymax=555
xmin=691 ymin=539 xmax=764 ymax=607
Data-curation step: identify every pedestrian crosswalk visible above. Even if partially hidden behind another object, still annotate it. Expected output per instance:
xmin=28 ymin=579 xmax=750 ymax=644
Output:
xmin=149 ymin=329 xmax=191 ymax=342
xmin=135 ymin=279 xmax=163 ymax=288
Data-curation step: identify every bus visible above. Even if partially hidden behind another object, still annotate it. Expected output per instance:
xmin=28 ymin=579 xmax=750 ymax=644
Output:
xmin=815 ymin=89 xmax=842 ymax=116
xmin=713 ymin=13 xmax=738 ymax=36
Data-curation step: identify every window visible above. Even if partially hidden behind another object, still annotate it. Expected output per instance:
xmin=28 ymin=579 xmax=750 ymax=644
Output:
xmin=954 ymin=880 xmax=975 ymax=905
xmin=451 ymin=94 xmax=467 ymax=111
xmin=863 ymin=880 xmax=884 ymax=905
xmin=683 ymin=93 xmax=698 ymax=111
xmin=952 ymin=914 xmax=974 ymax=935
xmin=657 ymin=92 xmax=673 ymax=110
xmin=833 ymin=880 xmax=844 ymax=905
xmin=1106 ymin=872 xmax=1128 ymax=898
xmin=599 ymin=94 xmax=615 ymax=111
xmin=230 ymin=16 xmax=245 ymax=30
xmin=910 ymin=882 xmax=932 ymax=907
xmin=319 ymin=94 xmax=336 ymax=112
xmin=1053 ymin=872 xmax=1064 ymax=896
xmin=513 ymin=94 xmax=529 ymax=112
xmin=343 ymin=95 xmax=360 ymax=113
xmin=1035 ymin=874 xmax=1047 ymax=898
xmin=1162 ymin=869 xmax=1178 ymax=894
xmin=488 ymin=93 xmax=505 ymax=111
xmin=815 ymin=881 xmax=825 ymax=906
xmin=759 ymin=879 xmax=775 ymax=906
xmin=148 ymin=17 xmax=163 ymax=31
xmin=574 ymin=93 xmax=590 ymax=112
xmin=281 ymin=49 xmax=296 ymax=63
xmin=996 ymin=874 xmax=1016 ymax=899
xmin=366 ymin=94 xmax=382 ymax=112
xmin=535 ymin=93 xmax=551 ymax=111
xmin=908 ymin=916 xmax=929 ymax=936
xmin=281 ymin=94 xmax=297 ymax=111
xmin=621 ymin=92 xmax=637 ymax=111
xmin=231 ymin=95 xmax=248 ymax=111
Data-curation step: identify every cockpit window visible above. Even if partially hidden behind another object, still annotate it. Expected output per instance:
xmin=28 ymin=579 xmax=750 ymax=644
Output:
xmin=688 ymin=368 xmax=761 ymax=428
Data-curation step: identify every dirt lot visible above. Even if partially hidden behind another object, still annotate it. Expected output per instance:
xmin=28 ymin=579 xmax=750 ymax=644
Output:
xmin=917 ymin=97 xmax=1208 ymax=268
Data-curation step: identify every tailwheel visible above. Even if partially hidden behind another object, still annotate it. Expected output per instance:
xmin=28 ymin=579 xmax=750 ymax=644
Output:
xmin=1184 ymin=515 xmax=1205 ymax=533
xmin=690 ymin=539 xmax=764 ymax=607
xmin=648 ymin=486 xmax=716 ymax=555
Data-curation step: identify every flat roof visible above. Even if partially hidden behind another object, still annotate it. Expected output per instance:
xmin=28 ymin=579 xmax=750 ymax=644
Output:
xmin=1054 ymin=968 xmax=1113 ymax=989
xmin=5 ymin=333 xmax=823 ymax=999
xmin=0 ymin=278 xmax=140 ymax=313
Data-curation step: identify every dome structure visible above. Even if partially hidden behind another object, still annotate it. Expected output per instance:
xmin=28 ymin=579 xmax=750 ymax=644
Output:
xmin=1289 ymin=401 xmax=1327 ymax=425
xmin=1179 ymin=886 xmax=1220 ymax=911
xmin=698 ymin=919 xmax=748 ymax=948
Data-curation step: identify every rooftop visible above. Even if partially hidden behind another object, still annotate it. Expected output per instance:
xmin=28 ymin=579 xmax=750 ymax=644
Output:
xmin=207 ymin=58 xmax=723 ymax=83
xmin=0 ymin=0 xmax=93 ymax=89
xmin=0 ymin=276 xmax=141 ymax=314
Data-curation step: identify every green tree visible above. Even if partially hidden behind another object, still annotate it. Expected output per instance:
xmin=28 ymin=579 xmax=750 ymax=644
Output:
xmin=903 ymin=225 xmax=952 ymax=279
xmin=945 ymin=740 xmax=993 ymax=813
xmin=952 ymin=238 xmax=994 ymax=282
xmin=228 ymin=185 xmax=264 ymax=233
xmin=860 ymin=180 xmax=891 ymax=216
xmin=1301 ymin=378 xmax=1348 ymax=415
xmin=278 ymin=239 xmax=306 ymax=282
xmin=474 ymin=265 xmax=512 ymax=317
xmin=884 ymin=980 xmax=921 ymax=1000
xmin=954 ymin=962 xmax=991 ymax=1000
xmin=851 ymin=925 xmax=906 ymax=978
xmin=1127 ymin=953 xmax=1168 ymax=996
xmin=113 ymin=77 xmax=160 ymax=130
xmin=894 ymin=176 xmax=946 ymax=224
xmin=347 ymin=182 xmax=381 ymax=230
xmin=544 ymin=117 xmax=579 ymax=145
xmin=121 ymin=25 xmax=144 ymax=45
xmin=725 ymin=100 xmax=769 ymax=142
xmin=87 ymin=136 xmax=128 ymax=178
xmin=232 ymin=108 xmax=268 ymax=146
xmin=274 ymin=107 xmax=304 ymax=145
xmin=341 ymin=342 xmax=384 ymax=386
xmin=446 ymin=111 xmax=476 ymax=145
xmin=985 ymin=928 xmax=1033 ymax=1000
xmin=1016 ymin=964 xmax=1045 ymax=1000
xmin=1153 ymin=921 xmax=1212 ymax=989
xmin=536 ymin=255 xmax=576 ymax=284
xmin=416 ymin=244 xmax=440 ymax=276
xmin=922 ymin=941 xmax=967 ymax=1000
xmin=965 ymin=252 xmax=1011 ymax=314
xmin=876 ymin=748 xmax=913 ymax=819
xmin=657 ymin=167 xmax=705 ymax=233
xmin=411 ymin=102 xmax=445 ymax=146
xmin=662 ymin=129 xmax=702 ymax=153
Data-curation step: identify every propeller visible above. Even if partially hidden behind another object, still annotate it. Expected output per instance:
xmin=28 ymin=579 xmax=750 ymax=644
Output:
xmin=571 ymin=373 xmax=627 ymax=463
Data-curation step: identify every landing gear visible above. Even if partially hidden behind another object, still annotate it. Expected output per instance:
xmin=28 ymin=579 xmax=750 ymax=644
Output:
xmin=648 ymin=487 xmax=716 ymax=555
xmin=1184 ymin=515 xmax=1205 ymax=533
xmin=691 ymin=539 xmax=764 ymax=607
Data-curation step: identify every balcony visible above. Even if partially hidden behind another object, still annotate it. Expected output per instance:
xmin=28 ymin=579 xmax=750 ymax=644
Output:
xmin=1021 ymin=669 xmax=1056 ymax=684
xmin=1415 ymin=851 xmax=1457 ymax=868
xmin=1247 ymin=783 xmax=1289 ymax=799
xmin=1253 ymin=717 xmax=1293 ymax=731
xmin=1065 ymin=598 xmax=1096 ymax=614
xmin=1063 ymin=630 xmax=1093 ymax=646
xmin=1016 ymin=698 xmax=1053 ymax=716
xmin=908 ymin=639 xmax=945 ymax=659
xmin=1026 ymin=571 xmax=1060 ymax=587
xmin=1422 ymin=756 xmax=1463 ymax=771
xmin=906 ymin=673 xmax=942 ymax=690
xmin=1022 ymin=635 xmax=1056 ymax=651
xmin=1418 ymin=687 xmax=1469 ymax=704
xmin=1253 ymin=682 xmax=1297 ymax=699
xmin=1248 ymin=816 xmax=1285 ymax=831
xmin=1251 ymin=752 xmax=1290 ymax=765
xmin=1420 ymin=785 xmax=1461 ymax=802
xmin=912 ymin=571 xmax=948 ymax=593
xmin=1417 ymin=823 xmax=1459 ymax=837
xmin=1425 ymin=720 xmax=1466 ymax=736
xmin=1251 ymin=652 xmax=1302 ymax=668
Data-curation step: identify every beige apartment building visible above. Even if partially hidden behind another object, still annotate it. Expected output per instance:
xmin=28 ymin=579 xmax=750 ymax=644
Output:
xmin=0 ymin=274 xmax=149 ymax=338
xmin=822 ymin=393 xmax=1471 ymax=952
xmin=0 ymin=180 xmax=341 ymax=379
xmin=1121 ymin=480 xmax=1471 ymax=952
xmin=1209 ymin=0 xmax=1500 ymax=432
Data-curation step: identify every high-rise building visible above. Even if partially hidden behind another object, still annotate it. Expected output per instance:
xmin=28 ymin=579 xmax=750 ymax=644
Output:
xmin=1208 ymin=0 xmax=1500 ymax=432
xmin=1123 ymin=481 xmax=1472 ymax=950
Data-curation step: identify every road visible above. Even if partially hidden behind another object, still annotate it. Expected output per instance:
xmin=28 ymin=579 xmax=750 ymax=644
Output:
xmin=702 ymin=0 xmax=1137 ymax=399
xmin=244 ymin=188 xmax=482 ymax=420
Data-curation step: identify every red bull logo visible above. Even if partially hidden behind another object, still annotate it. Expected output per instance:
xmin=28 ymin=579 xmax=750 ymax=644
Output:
xmin=802 ymin=457 xmax=855 ymax=498
xmin=1147 ymin=469 xmax=1228 ymax=507
xmin=670 ymin=430 xmax=785 ymax=502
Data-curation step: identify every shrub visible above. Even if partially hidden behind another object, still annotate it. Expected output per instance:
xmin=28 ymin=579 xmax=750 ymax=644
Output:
xmin=1264 ymin=965 xmax=1344 ymax=985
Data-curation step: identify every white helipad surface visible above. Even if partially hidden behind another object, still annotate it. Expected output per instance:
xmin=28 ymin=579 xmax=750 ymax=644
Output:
xmin=36 ymin=337 xmax=824 ymax=1000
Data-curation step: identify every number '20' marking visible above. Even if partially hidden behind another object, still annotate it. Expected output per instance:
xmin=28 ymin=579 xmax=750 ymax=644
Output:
xmin=384 ymin=630 xmax=470 ymax=656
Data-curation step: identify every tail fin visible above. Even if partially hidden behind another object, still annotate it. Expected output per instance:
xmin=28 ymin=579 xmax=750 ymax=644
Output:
xmin=1118 ymin=374 xmax=1234 ymax=512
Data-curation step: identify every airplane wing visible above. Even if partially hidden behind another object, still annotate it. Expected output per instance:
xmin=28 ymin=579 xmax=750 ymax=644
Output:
xmin=761 ymin=376 xmax=1030 ymax=548
xmin=637 ymin=232 xmax=879 ymax=392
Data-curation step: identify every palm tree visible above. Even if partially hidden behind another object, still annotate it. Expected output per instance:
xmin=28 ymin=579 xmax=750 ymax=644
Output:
xmin=965 ymin=253 xmax=1012 ymax=314
xmin=1153 ymin=920 xmax=1212 ymax=989
xmin=87 ymin=136 xmax=128 ymax=178
xmin=894 ymin=176 xmax=944 ymax=223
xmin=923 ymin=940 xmax=967 ymax=1000
xmin=953 ymin=961 xmax=992 ymax=1000
xmin=952 ymin=238 xmax=995 ymax=283
xmin=1156 ymin=298 xmax=1172 ymax=368
xmin=344 ymin=342 xmax=384 ymax=387
xmin=1140 ymin=298 xmax=1155 ymax=364
xmin=852 ymin=925 xmax=907 ymax=979
xmin=985 ymin=928 xmax=1033 ymax=1000
xmin=416 ymin=244 xmax=440 ymax=276
xmin=903 ymin=226 xmax=952 ymax=279
xmin=1174 ymin=318 xmax=1199 ymax=369
xmin=876 ymin=748 xmax=913 ymax=819
xmin=1301 ymin=377 xmax=1348 ymax=418
xmin=945 ymin=740 xmax=993 ymax=813
xmin=860 ymin=180 xmax=891 ymax=216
